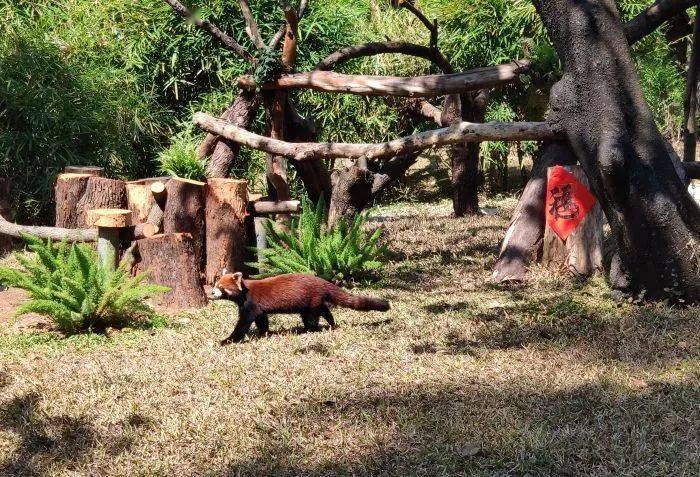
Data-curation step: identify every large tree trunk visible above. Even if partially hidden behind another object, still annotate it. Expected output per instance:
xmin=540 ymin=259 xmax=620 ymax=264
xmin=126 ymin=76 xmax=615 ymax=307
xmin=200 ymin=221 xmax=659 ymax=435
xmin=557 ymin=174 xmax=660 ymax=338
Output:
xmin=284 ymin=103 xmax=332 ymax=204
xmin=202 ymin=90 xmax=260 ymax=178
xmin=492 ymin=141 xmax=577 ymax=282
xmin=443 ymin=92 xmax=488 ymax=216
xmin=534 ymin=0 xmax=700 ymax=301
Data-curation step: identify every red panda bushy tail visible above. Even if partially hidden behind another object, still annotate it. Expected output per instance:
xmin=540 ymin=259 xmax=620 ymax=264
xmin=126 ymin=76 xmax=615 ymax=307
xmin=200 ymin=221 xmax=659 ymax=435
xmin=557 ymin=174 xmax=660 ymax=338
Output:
xmin=328 ymin=288 xmax=390 ymax=312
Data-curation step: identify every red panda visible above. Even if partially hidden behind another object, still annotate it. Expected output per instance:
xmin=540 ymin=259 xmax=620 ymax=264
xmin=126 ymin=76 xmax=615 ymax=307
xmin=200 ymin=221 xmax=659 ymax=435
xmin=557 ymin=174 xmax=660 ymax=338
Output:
xmin=211 ymin=272 xmax=390 ymax=344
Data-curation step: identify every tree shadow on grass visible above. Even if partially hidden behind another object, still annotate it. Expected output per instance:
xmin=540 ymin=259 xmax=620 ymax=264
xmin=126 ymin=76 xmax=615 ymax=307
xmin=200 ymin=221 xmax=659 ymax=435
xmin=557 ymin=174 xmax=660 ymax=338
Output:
xmin=216 ymin=379 xmax=700 ymax=476
xmin=0 ymin=383 xmax=152 ymax=477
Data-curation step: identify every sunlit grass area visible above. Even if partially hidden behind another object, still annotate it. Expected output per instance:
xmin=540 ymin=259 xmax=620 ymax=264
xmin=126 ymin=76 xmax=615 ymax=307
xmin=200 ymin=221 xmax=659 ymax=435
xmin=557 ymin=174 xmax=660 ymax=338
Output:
xmin=1 ymin=198 xmax=699 ymax=476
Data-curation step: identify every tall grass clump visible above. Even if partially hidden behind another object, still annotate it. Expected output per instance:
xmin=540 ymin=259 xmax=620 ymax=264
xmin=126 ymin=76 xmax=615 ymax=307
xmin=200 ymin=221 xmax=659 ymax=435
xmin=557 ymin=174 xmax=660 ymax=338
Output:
xmin=251 ymin=197 xmax=386 ymax=285
xmin=0 ymin=235 xmax=168 ymax=334
xmin=158 ymin=133 xmax=208 ymax=181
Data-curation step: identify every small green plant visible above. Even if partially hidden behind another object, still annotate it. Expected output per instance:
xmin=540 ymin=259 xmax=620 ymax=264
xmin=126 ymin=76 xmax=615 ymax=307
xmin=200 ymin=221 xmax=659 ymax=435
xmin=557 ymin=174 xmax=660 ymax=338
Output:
xmin=157 ymin=134 xmax=207 ymax=181
xmin=0 ymin=235 xmax=169 ymax=334
xmin=250 ymin=196 xmax=386 ymax=285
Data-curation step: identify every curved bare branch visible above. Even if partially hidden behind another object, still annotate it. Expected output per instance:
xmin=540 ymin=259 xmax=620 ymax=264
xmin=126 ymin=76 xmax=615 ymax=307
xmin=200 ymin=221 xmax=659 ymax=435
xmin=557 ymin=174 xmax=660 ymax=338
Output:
xmin=193 ymin=112 xmax=560 ymax=161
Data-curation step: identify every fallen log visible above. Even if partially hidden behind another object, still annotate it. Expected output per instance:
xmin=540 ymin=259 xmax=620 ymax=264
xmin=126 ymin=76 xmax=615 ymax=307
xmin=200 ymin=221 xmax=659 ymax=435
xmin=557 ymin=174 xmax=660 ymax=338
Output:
xmin=194 ymin=112 xmax=560 ymax=161
xmin=0 ymin=216 xmax=97 ymax=242
xmin=238 ymin=60 xmax=530 ymax=97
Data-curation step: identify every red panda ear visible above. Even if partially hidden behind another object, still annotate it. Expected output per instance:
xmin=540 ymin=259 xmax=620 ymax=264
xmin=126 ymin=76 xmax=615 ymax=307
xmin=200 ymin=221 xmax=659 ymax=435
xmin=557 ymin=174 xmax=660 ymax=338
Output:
xmin=232 ymin=272 xmax=243 ymax=291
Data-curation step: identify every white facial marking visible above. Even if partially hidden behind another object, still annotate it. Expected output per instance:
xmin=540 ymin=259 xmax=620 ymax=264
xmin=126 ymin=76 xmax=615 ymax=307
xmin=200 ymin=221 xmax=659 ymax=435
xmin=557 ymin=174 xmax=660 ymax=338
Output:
xmin=212 ymin=287 xmax=223 ymax=299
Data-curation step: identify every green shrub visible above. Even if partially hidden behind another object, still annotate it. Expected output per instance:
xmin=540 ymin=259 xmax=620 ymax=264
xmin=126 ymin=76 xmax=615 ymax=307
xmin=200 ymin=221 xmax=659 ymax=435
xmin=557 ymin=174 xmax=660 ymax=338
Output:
xmin=157 ymin=133 xmax=208 ymax=180
xmin=0 ymin=235 xmax=169 ymax=334
xmin=250 ymin=197 xmax=386 ymax=285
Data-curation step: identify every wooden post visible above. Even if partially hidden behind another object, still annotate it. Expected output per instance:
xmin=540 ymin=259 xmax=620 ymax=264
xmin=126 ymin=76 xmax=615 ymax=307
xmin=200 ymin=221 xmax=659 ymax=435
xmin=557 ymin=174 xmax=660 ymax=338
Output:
xmin=135 ymin=233 xmax=208 ymax=309
xmin=163 ymin=178 xmax=206 ymax=271
xmin=205 ymin=178 xmax=248 ymax=283
xmin=64 ymin=166 xmax=105 ymax=176
xmin=541 ymin=165 xmax=604 ymax=277
xmin=88 ymin=209 xmax=133 ymax=270
xmin=253 ymin=217 xmax=268 ymax=264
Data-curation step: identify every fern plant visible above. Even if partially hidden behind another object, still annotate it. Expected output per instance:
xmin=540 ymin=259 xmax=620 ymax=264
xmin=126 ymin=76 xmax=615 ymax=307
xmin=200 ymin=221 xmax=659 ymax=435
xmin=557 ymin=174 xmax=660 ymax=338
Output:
xmin=0 ymin=234 xmax=169 ymax=334
xmin=250 ymin=196 xmax=386 ymax=285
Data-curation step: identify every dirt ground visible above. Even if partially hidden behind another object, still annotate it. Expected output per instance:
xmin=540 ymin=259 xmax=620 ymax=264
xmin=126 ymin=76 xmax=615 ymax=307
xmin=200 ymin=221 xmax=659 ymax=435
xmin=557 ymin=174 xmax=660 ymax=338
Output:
xmin=1 ymin=198 xmax=699 ymax=476
xmin=0 ymin=288 xmax=50 ymax=330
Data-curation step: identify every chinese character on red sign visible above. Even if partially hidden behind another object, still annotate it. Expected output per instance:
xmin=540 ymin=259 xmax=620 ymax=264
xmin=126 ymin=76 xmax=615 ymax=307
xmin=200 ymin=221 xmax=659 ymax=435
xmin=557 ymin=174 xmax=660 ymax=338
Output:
xmin=546 ymin=166 xmax=596 ymax=241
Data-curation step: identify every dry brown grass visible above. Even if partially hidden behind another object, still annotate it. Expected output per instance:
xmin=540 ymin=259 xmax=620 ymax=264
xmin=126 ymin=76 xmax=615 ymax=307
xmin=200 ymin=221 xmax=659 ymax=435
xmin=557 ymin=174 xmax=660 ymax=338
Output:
xmin=1 ymin=198 xmax=699 ymax=476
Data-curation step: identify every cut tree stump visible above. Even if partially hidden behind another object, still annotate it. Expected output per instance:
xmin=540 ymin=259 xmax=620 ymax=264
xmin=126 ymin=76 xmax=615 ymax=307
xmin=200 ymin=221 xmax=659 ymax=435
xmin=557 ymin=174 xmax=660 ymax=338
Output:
xmin=55 ymin=173 xmax=93 ymax=228
xmin=135 ymin=233 xmax=208 ymax=309
xmin=64 ymin=166 xmax=105 ymax=176
xmin=205 ymin=178 xmax=248 ymax=284
xmin=541 ymin=165 xmax=603 ymax=277
xmin=163 ymin=178 xmax=206 ymax=271
xmin=76 ymin=177 xmax=128 ymax=228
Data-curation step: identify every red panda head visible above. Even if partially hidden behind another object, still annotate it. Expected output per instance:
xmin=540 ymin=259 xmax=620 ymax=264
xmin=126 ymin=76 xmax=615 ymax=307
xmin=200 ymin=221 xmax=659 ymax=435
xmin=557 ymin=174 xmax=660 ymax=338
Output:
xmin=211 ymin=271 xmax=244 ymax=300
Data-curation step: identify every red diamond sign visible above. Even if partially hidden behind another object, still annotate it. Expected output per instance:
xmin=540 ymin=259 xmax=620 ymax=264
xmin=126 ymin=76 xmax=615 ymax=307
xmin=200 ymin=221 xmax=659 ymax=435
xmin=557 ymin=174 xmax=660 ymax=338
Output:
xmin=545 ymin=166 xmax=597 ymax=241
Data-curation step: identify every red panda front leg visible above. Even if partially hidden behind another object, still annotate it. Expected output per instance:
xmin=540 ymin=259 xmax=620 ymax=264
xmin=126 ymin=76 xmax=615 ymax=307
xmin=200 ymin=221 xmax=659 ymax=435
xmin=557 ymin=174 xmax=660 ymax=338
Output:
xmin=221 ymin=301 xmax=262 ymax=345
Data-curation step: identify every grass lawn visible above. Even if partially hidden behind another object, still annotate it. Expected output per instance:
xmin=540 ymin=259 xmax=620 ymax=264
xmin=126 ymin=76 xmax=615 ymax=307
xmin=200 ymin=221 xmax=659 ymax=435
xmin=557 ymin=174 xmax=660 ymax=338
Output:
xmin=1 ymin=198 xmax=699 ymax=476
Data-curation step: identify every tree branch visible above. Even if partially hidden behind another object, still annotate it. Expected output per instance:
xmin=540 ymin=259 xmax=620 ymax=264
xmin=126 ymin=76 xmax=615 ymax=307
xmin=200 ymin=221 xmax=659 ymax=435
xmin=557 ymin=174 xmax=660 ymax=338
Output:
xmin=193 ymin=112 xmax=560 ymax=161
xmin=314 ymin=41 xmax=453 ymax=73
xmin=237 ymin=0 xmax=265 ymax=50
xmin=625 ymin=0 xmax=696 ymax=45
xmin=162 ymin=0 xmax=254 ymax=62
xmin=397 ymin=0 xmax=438 ymax=48
xmin=269 ymin=0 xmax=309 ymax=49
xmin=239 ymin=60 xmax=530 ymax=97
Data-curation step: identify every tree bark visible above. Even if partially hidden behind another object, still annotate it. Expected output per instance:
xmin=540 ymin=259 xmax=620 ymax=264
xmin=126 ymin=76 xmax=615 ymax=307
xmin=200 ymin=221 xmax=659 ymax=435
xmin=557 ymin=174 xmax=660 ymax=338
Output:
xmin=238 ymin=61 xmax=531 ymax=97
xmin=328 ymin=166 xmax=376 ymax=228
xmin=135 ymin=233 xmax=208 ymax=309
xmin=443 ymin=92 xmax=488 ymax=216
xmin=492 ymin=141 xmax=577 ymax=283
xmin=205 ymin=178 xmax=248 ymax=284
xmin=75 ymin=177 xmax=128 ymax=228
xmin=163 ymin=178 xmax=206 ymax=272
xmin=55 ymin=173 xmax=92 ymax=228
xmin=284 ymin=102 xmax=333 ymax=204
xmin=534 ymin=0 xmax=700 ymax=301
xmin=193 ymin=112 xmax=559 ymax=161
xmin=624 ymin=0 xmax=696 ymax=45
xmin=202 ymin=90 xmax=260 ymax=178
xmin=683 ymin=7 xmax=700 ymax=162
